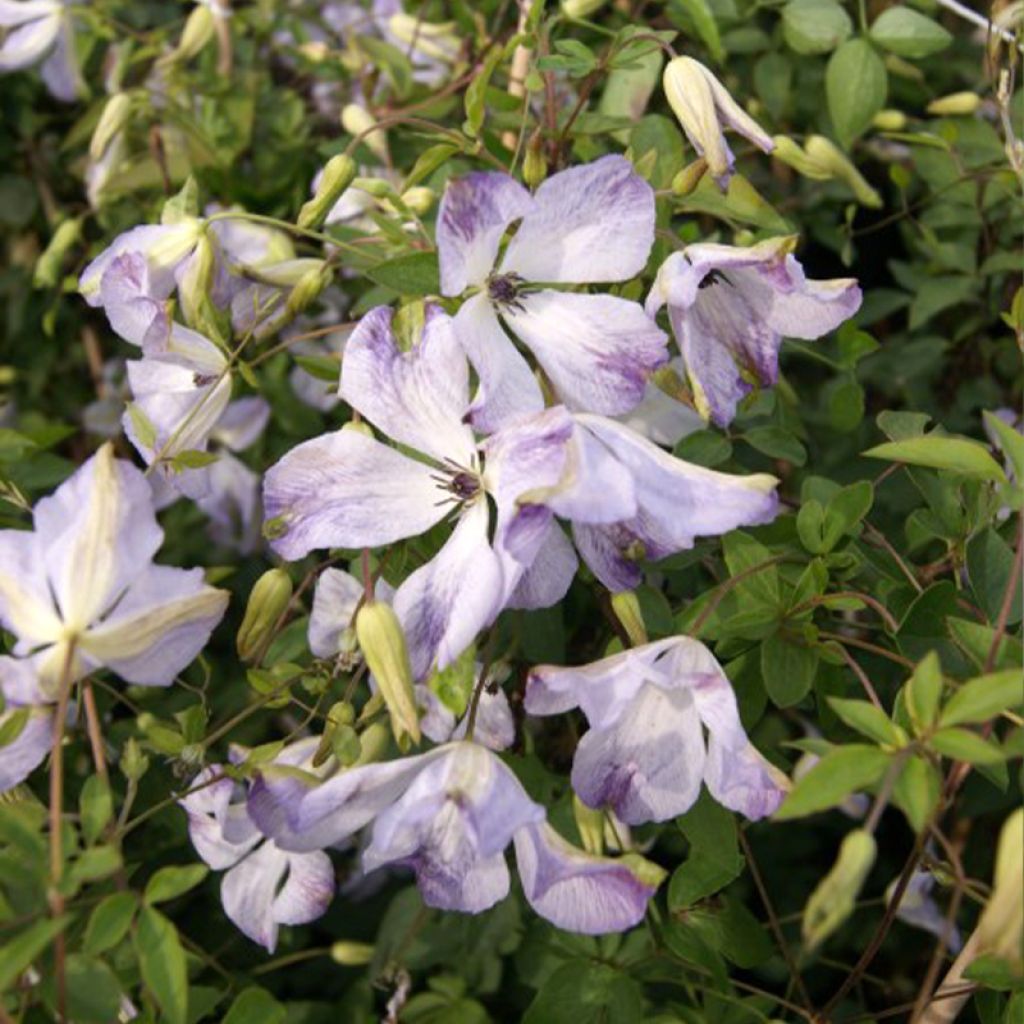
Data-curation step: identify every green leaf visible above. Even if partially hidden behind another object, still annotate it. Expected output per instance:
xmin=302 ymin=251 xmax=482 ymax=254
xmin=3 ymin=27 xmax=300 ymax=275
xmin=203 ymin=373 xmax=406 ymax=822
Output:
xmin=84 ymin=891 xmax=137 ymax=955
xmin=775 ymin=744 xmax=891 ymax=819
xmin=870 ymin=8 xmax=952 ymax=59
xmin=523 ymin=960 xmax=644 ymax=1024
xmin=464 ymin=47 xmax=503 ymax=136
xmin=828 ymin=697 xmax=905 ymax=747
xmin=863 ymin=437 xmax=1007 ymax=482
xmin=906 ymin=651 xmax=944 ymax=732
xmin=79 ymin=775 xmax=113 ymax=844
xmin=948 ymin=616 xmax=1023 ymax=672
xmin=877 ymin=410 xmax=931 ymax=441
xmin=761 ymin=633 xmax=818 ymax=707
xmin=222 ymin=987 xmax=287 ymax=1024
xmin=354 ymin=35 xmax=413 ymax=98
xmin=670 ymin=791 xmax=744 ymax=909
xmin=0 ymin=915 xmax=71 ymax=992
xmin=940 ymin=670 xmax=1023 ymax=727
xmin=984 ymin=410 xmax=1024 ymax=488
xmin=743 ymin=425 xmax=807 ymax=466
xmin=931 ymin=727 xmax=1006 ymax=765
xmin=679 ymin=173 xmax=792 ymax=233
xmin=967 ymin=529 xmax=1023 ymax=625
xmin=67 ymin=845 xmax=122 ymax=887
xmin=144 ymin=863 xmax=210 ymax=905
xmin=893 ymin=755 xmax=940 ymax=833
xmin=826 ymin=39 xmax=888 ymax=147
xmin=293 ymin=353 xmax=340 ymax=383
xmin=674 ymin=429 xmax=732 ymax=467
xmin=135 ymin=906 xmax=188 ymax=1024
xmin=783 ymin=0 xmax=852 ymax=55
xmin=170 ymin=449 xmax=220 ymax=471
xmin=57 ymin=954 xmax=124 ymax=1024
xmin=671 ymin=0 xmax=723 ymax=62
xmin=723 ymin=531 xmax=779 ymax=606
xmin=364 ymin=251 xmax=440 ymax=295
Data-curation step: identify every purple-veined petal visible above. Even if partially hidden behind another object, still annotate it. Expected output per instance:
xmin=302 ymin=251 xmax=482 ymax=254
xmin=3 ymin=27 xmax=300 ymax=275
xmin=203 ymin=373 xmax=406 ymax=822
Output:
xmin=501 ymin=156 xmax=655 ymax=284
xmin=571 ymin=521 xmax=645 ymax=592
xmin=393 ymin=499 xmax=504 ymax=680
xmin=180 ymin=768 xmax=261 ymax=870
xmin=195 ymin=452 xmax=263 ymax=554
xmin=263 ymin=428 xmax=448 ymax=560
xmin=0 ymin=653 xmax=50 ymax=706
xmin=514 ymin=822 xmax=656 ymax=934
xmin=618 ymin=360 xmax=704 ymax=446
xmin=0 ymin=707 xmax=52 ymax=793
xmin=38 ymin=13 xmax=80 ymax=102
xmin=32 ymin=444 xmax=164 ymax=635
xmin=220 ymin=842 xmax=289 ymax=951
xmin=571 ymin=682 xmax=706 ymax=825
xmin=0 ymin=12 xmax=58 ymax=71
xmin=97 ymin=253 xmax=170 ymax=348
xmin=452 ymin=293 xmax=544 ymax=434
xmin=504 ymin=291 xmax=668 ymax=417
xmin=340 ymin=304 xmax=475 ymax=465
xmin=437 ymin=172 xmax=532 ymax=295
xmin=80 ymin=565 xmax=228 ymax=687
xmin=308 ymin=568 xmax=363 ymax=659
xmin=503 ymin=521 xmax=578 ymax=610
xmin=451 ymin=687 xmax=516 ymax=752
xmin=271 ymin=849 xmax=335 ymax=927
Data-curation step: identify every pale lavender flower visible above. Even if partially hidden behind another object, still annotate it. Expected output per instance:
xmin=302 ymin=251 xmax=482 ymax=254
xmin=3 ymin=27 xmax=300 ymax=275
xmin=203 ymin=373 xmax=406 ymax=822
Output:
xmin=0 ymin=444 xmax=228 ymax=790
xmin=180 ymin=750 xmax=334 ymax=953
xmin=646 ymin=237 xmax=862 ymax=427
xmin=887 ymin=868 xmax=962 ymax=953
xmin=437 ymin=155 xmax=668 ymax=431
xmin=250 ymin=740 xmax=661 ymax=932
xmin=526 ymin=637 xmax=789 ymax=825
xmin=0 ymin=0 xmax=83 ymax=101
xmin=617 ymin=357 xmax=704 ymax=446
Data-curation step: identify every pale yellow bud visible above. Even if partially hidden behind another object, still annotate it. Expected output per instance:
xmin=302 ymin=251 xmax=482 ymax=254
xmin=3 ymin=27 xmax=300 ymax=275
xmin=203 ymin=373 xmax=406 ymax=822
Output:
xmin=976 ymin=808 xmax=1023 ymax=961
xmin=770 ymin=136 xmax=833 ymax=181
xmin=171 ymin=5 xmax=215 ymax=63
xmin=561 ymin=0 xmax=609 ymax=16
xmin=803 ymin=830 xmax=877 ymax=951
xmin=872 ymin=109 xmax=907 ymax=132
xmin=926 ymin=92 xmax=981 ymax=117
xmin=387 ymin=14 xmax=459 ymax=63
xmin=354 ymin=720 xmax=391 ymax=766
xmin=178 ymin=231 xmax=218 ymax=332
xmin=285 ymin=262 xmax=333 ymax=318
xmin=34 ymin=217 xmax=83 ymax=289
xmin=523 ymin=134 xmax=548 ymax=189
xmin=237 ymin=568 xmax=293 ymax=662
xmin=330 ymin=941 xmax=375 ymax=966
xmin=610 ymin=590 xmax=647 ymax=647
xmin=804 ymin=136 xmax=883 ymax=209
xmin=298 ymin=155 xmax=358 ymax=230
xmin=399 ymin=186 xmax=435 ymax=215
xmin=90 ymin=93 xmax=132 ymax=161
xmin=355 ymin=601 xmax=421 ymax=744
xmin=671 ymin=157 xmax=708 ymax=196
xmin=341 ymin=104 xmax=388 ymax=163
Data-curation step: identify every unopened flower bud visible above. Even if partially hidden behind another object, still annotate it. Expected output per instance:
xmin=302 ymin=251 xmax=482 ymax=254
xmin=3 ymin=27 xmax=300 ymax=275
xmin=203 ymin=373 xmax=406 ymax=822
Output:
xmin=341 ymin=104 xmax=388 ymax=163
xmin=237 ymin=568 xmax=293 ymax=663
xmin=34 ymin=217 xmax=83 ymax=289
xmin=926 ymin=92 xmax=980 ymax=117
xmin=574 ymin=794 xmax=605 ymax=855
xmin=804 ymin=135 xmax=883 ymax=209
xmin=90 ymin=93 xmax=132 ymax=161
xmin=315 ymin=704 xmax=360 ymax=767
xmin=387 ymin=14 xmax=459 ymax=63
xmin=399 ymin=186 xmax=435 ymax=215
xmin=349 ymin=176 xmax=392 ymax=199
xmin=671 ymin=157 xmax=708 ymax=196
xmin=178 ymin=231 xmax=218 ymax=332
xmin=330 ymin=941 xmax=375 ymax=966
xmin=523 ymin=133 xmax=548 ymax=189
xmin=872 ymin=109 xmax=907 ymax=132
xmin=976 ymin=808 xmax=1022 ymax=960
xmin=298 ymin=154 xmax=358 ymax=230
xmin=355 ymin=601 xmax=421 ymax=745
xmin=354 ymin=720 xmax=391 ymax=766
xmin=561 ymin=0 xmax=609 ymax=17
xmin=285 ymin=262 xmax=333 ymax=318
xmin=610 ymin=590 xmax=647 ymax=647
xmin=802 ymin=829 xmax=877 ymax=951
xmin=770 ymin=135 xmax=832 ymax=180
xmin=171 ymin=5 xmax=215 ymax=63
xmin=120 ymin=738 xmax=150 ymax=783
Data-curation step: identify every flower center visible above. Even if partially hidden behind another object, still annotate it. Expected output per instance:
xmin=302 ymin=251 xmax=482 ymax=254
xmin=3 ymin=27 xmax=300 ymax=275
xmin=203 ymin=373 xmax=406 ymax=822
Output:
xmin=430 ymin=457 xmax=484 ymax=508
xmin=487 ymin=272 xmax=526 ymax=310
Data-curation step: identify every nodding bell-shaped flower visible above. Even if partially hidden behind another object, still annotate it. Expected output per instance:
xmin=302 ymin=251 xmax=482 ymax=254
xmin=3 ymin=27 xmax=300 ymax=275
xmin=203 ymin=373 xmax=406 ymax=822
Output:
xmin=0 ymin=0 xmax=84 ymax=102
xmin=662 ymin=56 xmax=774 ymax=190
xmin=526 ymin=636 xmax=789 ymax=825
xmin=0 ymin=444 xmax=228 ymax=791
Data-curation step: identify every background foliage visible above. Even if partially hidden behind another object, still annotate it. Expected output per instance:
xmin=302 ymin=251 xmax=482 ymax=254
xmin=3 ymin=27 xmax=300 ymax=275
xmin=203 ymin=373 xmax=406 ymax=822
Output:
xmin=0 ymin=0 xmax=1022 ymax=1022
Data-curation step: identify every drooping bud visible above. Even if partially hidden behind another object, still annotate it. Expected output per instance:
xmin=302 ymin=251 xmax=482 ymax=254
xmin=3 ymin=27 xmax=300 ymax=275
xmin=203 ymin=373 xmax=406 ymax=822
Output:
xmin=90 ymin=93 xmax=133 ymax=161
xmin=926 ymin=92 xmax=980 ymax=117
xmin=355 ymin=601 xmax=421 ymax=745
xmin=804 ymin=136 xmax=883 ymax=209
xmin=313 ymin=700 xmax=358 ymax=767
xmin=574 ymin=794 xmax=606 ymax=855
xmin=872 ymin=109 xmax=907 ymax=132
xmin=399 ymin=186 xmax=435 ymax=215
xmin=671 ymin=157 xmax=708 ymax=196
xmin=285 ymin=261 xmax=333 ymax=319
xmin=33 ymin=217 xmax=83 ymax=289
xmin=237 ymin=568 xmax=293 ymax=663
xmin=610 ymin=590 xmax=647 ymax=647
xmin=770 ymin=135 xmax=833 ymax=180
xmin=523 ymin=132 xmax=548 ymax=189
xmin=341 ymin=104 xmax=388 ymax=163
xmin=975 ymin=808 xmax=1023 ymax=960
xmin=298 ymin=154 xmax=358 ymax=230
xmin=330 ymin=941 xmax=375 ymax=966
xmin=802 ymin=829 xmax=877 ymax=951
xmin=167 ymin=5 xmax=215 ymax=64
xmin=561 ymin=0 xmax=610 ymax=17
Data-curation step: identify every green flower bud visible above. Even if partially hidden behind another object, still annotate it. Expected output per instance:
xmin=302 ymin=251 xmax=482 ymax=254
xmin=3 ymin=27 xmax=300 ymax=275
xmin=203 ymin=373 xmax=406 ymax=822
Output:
xmin=561 ymin=0 xmax=609 ymax=18
xmin=804 ymin=136 xmax=883 ymax=209
xmin=298 ymin=154 xmax=358 ymax=230
xmin=523 ymin=133 xmax=548 ymax=190
xmin=355 ymin=602 xmax=421 ymax=745
xmin=354 ymin=720 xmax=391 ymax=766
xmin=802 ymin=829 xmax=877 ymax=952
xmin=285 ymin=262 xmax=333 ymax=319
xmin=341 ymin=104 xmax=388 ymax=162
xmin=574 ymin=794 xmax=605 ymax=855
xmin=400 ymin=186 xmax=435 ymax=215
xmin=120 ymin=738 xmax=150 ymax=783
xmin=171 ymin=5 xmax=215 ymax=63
xmin=33 ymin=217 xmax=83 ymax=290
xmin=872 ymin=109 xmax=907 ymax=132
xmin=926 ymin=91 xmax=980 ymax=117
xmin=237 ymin=568 xmax=293 ymax=663
xmin=350 ymin=176 xmax=392 ymax=199
xmin=610 ymin=590 xmax=647 ymax=647
xmin=976 ymin=808 xmax=1022 ymax=960
xmin=330 ymin=941 xmax=375 ymax=966
xmin=90 ymin=93 xmax=133 ymax=161
xmin=770 ymin=136 xmax=832 ymax=181
xmin=178 ymin=231 xmax=219 ymax=334
xmin=671 ymin=157 xmax=708 ymax=196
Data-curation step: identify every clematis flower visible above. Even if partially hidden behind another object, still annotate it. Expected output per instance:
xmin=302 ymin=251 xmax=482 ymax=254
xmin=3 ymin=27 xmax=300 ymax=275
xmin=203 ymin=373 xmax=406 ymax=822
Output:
xmin=887 ymin=868 xmax=962 ymax=953
xmin=0 ymin=444 xmax=228 ymax=790
xmin=437 ymin=154 xmax=669 ymax=431
xmin=180 ymin=751 xmax=334 ymax=953
xmin=0 ymin=0 xmax=83 ymax=101
xmin=263 ymin=304 xmax=630 ymax=680
xmin=309 ymin=567 xmax=514 ymax=749
xmin=662 ymin=56 xmax=774 ymax=189
xmin=250 ymin=740 xmax=661 ymax=932
xmin=525 ymin=637 xmax=788 ymax=825
xmin=646 ymin=237 xmax=863 ymax=427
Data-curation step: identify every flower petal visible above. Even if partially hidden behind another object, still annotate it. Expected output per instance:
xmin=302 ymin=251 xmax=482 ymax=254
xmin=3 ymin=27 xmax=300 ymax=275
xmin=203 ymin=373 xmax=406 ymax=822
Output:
xmin=0 ymin=13 xmax=58 ymax=71
xmin=0 ymin=3 xmax=61 ymax=28
xmin=437 ymin=172 xmax=532 ymax=294
xmin=572 ymin=682 xmax=706 ymax=825
xmin=308 ymin=568 xmax=363 ymax=659
xmin=271 ymin=850 xmax=335 ymax=927
xmin=220 ymin=842 xmax=289 ymax=951
xmin=210 ymin=397 xmax=270 ymax=452
xmin=393 ymin=500 xmax=504 ymax=679
xmin=340 ymin=304 xmax=475 ymax=464
xmin=504 ymin=291 xmax=668 ymax=417
xmin=38 ymin=14 xmax=81 ymax=102
xmin=0 ymin=529 xmax=61 ymax=648
xmin=503 ymin=521 xmax=577 ymax=610
xmin=263 ymin=428 xmax=448 ymax=559
xmin=97 ymin=253 xmax=170 ymax=348
xmin=501 ymin=156 xmax=655 ymax=284
xmin=452 ymin=292 xmax=544 ymax=434
xmin=514 ymin=822 xmax=656 ymax=934
xmin=0 ymin=706 xmax=52 ymax=793
xmin=180 ymin=768 xmax=261 ymax=870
